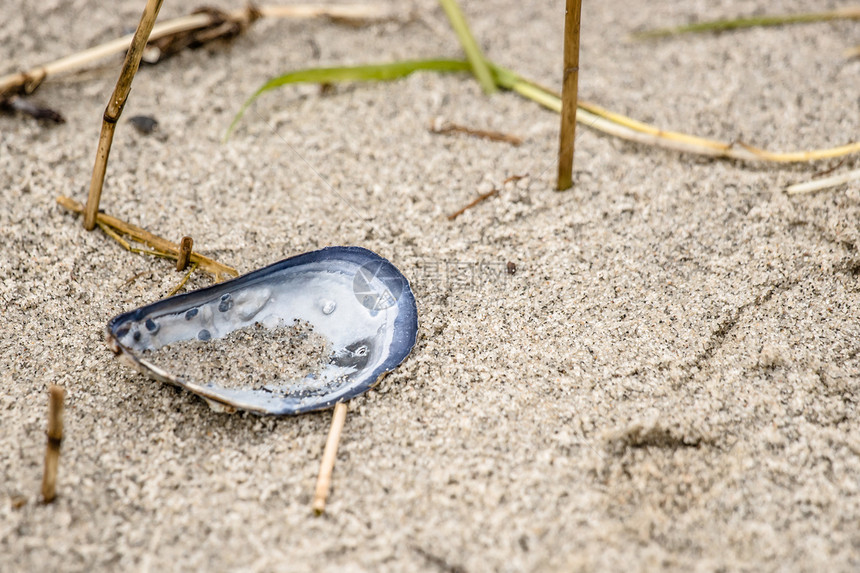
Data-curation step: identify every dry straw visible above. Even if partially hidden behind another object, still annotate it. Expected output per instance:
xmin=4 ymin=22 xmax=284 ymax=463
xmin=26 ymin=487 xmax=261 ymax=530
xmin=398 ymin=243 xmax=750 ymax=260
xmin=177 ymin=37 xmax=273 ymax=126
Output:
xmin=0 ymin=4 xmax=392 ymax=98
xmin=312 ymin=402 xmax=349 ymax=515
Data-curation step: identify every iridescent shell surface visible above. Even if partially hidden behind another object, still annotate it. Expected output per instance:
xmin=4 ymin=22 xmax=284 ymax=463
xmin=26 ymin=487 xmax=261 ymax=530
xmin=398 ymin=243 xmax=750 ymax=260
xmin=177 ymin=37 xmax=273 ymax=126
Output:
xmin=107 ymin=247 xmax=418 ymax=415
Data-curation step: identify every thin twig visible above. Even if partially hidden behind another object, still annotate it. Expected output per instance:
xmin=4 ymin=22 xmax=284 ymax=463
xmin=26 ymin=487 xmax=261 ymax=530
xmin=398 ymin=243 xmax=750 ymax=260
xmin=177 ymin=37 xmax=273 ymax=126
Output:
xmin=0 ymin=4 xmax=394 ymax=98
xmin=786 ymin=168 xmax=860 ymax=195
xmin=57 ymin=196 xmax=238 ymax=281
xmin=41 ymin=385 xmax=65 ymax=503
xmin=83 ymin=0 xmax=164 ymax=230
xmin=448 ymin=174 xmax=526 ymax=220
xmin=123 ymin=270 xmax=151 ymax=287
xmin=448 ymin=188 xmax=499 ymax=220
xmin=557 ymin=0 xmax=582 ymax=191
xmin=811 ymin=159 xmax=847 ymax=179
xmin=429 ymin=120 xmax=522 ymax=145
xmin=312 ymin=402 xmax=348 ymax=515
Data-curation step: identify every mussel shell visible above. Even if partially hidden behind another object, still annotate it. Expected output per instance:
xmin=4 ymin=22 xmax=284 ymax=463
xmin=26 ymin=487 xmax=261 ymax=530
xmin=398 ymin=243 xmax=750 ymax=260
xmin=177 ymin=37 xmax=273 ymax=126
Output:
xmin=107 ymin=246 xmax=418 ymax=415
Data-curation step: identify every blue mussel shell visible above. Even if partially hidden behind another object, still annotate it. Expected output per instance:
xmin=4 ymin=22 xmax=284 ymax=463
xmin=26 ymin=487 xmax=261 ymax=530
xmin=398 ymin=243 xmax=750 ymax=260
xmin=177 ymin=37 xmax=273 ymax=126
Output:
xmin=107 ymin=247 xmax=418 ymax=415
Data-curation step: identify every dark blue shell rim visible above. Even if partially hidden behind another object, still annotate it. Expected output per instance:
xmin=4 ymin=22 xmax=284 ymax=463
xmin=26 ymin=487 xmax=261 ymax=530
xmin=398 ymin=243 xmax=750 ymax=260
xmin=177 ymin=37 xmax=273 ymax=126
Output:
xmin=107 ymin=246 xmax=418 ymax=415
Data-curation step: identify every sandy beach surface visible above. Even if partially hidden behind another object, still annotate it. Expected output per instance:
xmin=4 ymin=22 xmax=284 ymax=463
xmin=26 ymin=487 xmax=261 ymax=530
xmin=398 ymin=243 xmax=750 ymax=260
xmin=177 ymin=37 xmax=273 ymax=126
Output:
xmin=2 ymin=1 xmax=859 ymax=570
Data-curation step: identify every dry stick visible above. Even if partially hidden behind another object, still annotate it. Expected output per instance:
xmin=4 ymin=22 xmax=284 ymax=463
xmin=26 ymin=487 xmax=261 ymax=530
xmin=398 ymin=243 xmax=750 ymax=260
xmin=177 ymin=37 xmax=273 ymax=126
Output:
xmin=57 ymin=196 xmax=238 ymax=281
xmin=448 ymin=174 xmax=527 ymax=220
xmin=0 ymin=4 xmax=393 ymax=98
xmin=176 ymin=236 xmax=193 ymax=271
xmin=430 ymin=120 xmax=522 ymax=146
xmin=83 ymin=0 xmax=164 ymax=231
xmin=557 ymin=0 xmax=582 ymax=191
xmin=312 ymin=402 xmax=348 ymax=515
xmin=448 ymin=188 xmax=500 ymax=221
xmin=41 ymin=385 xmax=65 ymax=503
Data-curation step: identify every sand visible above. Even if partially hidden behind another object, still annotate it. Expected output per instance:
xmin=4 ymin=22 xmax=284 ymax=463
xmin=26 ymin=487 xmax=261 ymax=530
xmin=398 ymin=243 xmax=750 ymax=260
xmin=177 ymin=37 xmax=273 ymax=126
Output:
xmin=141 ymin=321 xmax=330 ymax=391
xmin=1 ymin=0 xmax=859 ymax=571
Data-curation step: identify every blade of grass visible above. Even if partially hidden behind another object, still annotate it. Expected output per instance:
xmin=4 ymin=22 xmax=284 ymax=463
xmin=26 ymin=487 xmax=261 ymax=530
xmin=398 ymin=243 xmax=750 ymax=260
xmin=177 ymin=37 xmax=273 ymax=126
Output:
xmin=231 ymin=57 xmax=860 ymax=163
xmin=437 ymin=0 xmax=496 ymax=94
xmin=633 ymin=7 xmax=860 ymax=39
xmin=226 ymin=59 xmax=471 ymax=139
xmin=487 ymin=62 xmax=860 ymax=162
xmin=576 ymin=98 xmax=732 ymax=152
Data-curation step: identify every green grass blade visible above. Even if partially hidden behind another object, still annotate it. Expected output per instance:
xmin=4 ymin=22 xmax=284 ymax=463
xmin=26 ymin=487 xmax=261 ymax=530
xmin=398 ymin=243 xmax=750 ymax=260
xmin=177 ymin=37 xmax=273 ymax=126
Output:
xmin=226 ymin=59 xmax=471 ymax=140
xmin=438 ymin=0 xmax=497 ymax=95
xmin=633 ymin=8 xmax=860 ymax=39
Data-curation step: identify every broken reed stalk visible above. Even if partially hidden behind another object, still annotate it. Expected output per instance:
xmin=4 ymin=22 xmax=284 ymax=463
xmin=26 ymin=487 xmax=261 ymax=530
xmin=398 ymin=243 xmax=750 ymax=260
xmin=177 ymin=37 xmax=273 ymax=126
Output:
xmin=557 ymin=0 xmax=582 ymax=191
xmin=57 ymin=196 xmax=238 ymax=281
xmin=312 ymin=402 xmax=348 ymax=515
xmin=176 ymin=236 xmax=193 ymax=271
xmin=83 ymin=0 xmax=164 ymax=231
xmin=0 ymin=4 xmax=392 ymax=98
xmin=41 ymin=385 xmax=65 ymax=503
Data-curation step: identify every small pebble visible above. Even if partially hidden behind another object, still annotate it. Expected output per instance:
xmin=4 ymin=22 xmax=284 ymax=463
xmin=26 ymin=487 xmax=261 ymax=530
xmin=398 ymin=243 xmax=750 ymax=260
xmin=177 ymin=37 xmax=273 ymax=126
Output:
xmin=129 ymin=115 xmax=159 ymax=135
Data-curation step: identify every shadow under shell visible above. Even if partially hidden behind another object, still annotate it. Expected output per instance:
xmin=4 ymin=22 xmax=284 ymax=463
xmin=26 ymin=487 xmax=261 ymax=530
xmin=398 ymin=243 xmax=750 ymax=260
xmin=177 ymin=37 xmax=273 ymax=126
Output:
xmin=107 ymin=246 xmax=418 ymax=415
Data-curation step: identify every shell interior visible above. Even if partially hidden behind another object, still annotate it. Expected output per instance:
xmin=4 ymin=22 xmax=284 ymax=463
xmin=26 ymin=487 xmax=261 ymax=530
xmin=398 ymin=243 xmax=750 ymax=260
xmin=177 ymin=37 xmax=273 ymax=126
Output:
xmin=107 ymin=247 xmax=418 ymax=415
